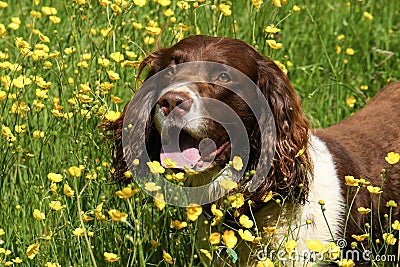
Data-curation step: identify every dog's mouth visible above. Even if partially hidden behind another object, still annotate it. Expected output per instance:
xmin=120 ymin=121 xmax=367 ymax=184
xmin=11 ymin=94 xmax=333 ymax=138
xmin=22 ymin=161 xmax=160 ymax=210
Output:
xmin=159 ymin=127 xmax=230 ymax=171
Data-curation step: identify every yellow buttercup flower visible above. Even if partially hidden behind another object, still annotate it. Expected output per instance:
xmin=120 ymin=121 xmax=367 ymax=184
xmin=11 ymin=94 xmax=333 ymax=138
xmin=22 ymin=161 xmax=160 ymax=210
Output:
xmin=252 ymin=0 xmax=263 ymax=9
xmin=143 ymin=36 xmax=155 ymax=45
xmin=238 ymin=229 xmax=255 ymax=242
xmin=261 ymin=191 xmax=274 ymax=202
xmin=272 ymin=0 xmax=287 ymax=8
xmin=134 ymin=0 xmax=146 ymax=7
xmin=150 ymin=240 xmax=160 ymax=247
xmin=98 ymin=57 xmax=111 ymax=67
xmin=266 ymin=40 xmax=283 ymax=49
xmin=257 ymin=259 xmax=274 ymax=267
xmin=0 ymin=90 xmax=6 ymax=100
xmin=144 ymin=182 xmax=161 ymax=191
xmin=219 ymin=4 xmax=232 ymax=16
xmin=392 ymin=220 xmax=400 ymax=230
xmin=68 ymin=166 xmax=82 ymax=177
xmin=200 ymin=249 xmax=212 ymax=260
xmin=386 ymin=200 xmax=397 ymax=207
xmin=146 ymin=26 xmax=161 ymax=35
xmin=367 ymin=186 xmax=382 ymax=194
xmin=110 ymin=95 xmax=122 ymax=104
xmin=157 ymin=0 xmax=171 ymax=6
xmin=222 ymin=230 xmax=237 ymax=248
xmin=79 ymin=82 xmax=91 ymax=93
xmin=382 ymin=233 xmax=396 ymax=245
xmin=177 ymin=1 xmax=190 ymax=10
xmin=211 ymin=204 xmax=223 ymax=226
xmin=104 ymin=252 xmax=119 ymax=263
xmin=0 ymin=1 xmax=8 ymax=8
xmin=163 ymin=158 xmax=177 ymax=168
xmin=154 ymin=192 xmax=166 ymax=210
xmin=49 ymin=201 xmax=63 ymax=211
xmin=337 ymin=259 xmax=355 ymax=267
xmin=162 ymin=250 xmax=173 ymax=264
xmin=352 ymin=233 xmax=369 ymax=242
xmin=357 ymin=207 xmax=371 ymax=215
xmin=385 ymin=152 xmax=400 ymax=164
xmin=263 ymin=227 xmax=277 ymax=234
xmin=239 ymin=214 xmax=254 ymax=228
xmin=110 ymin=52 xmax=124 ymax=62
xmin=209 ymin=232 xmax=221 ymax=245
xmin=363 ymin=11 xmax=373 ymax=20
xmin=172 ymin=172 xmax=185 ymax=182
xmin=345 ymin=175 xmax=360 ymax=187
xmin=265 ymin=25 xmax=280 ymax=34
xmin=26 ymin=243 xmax=40 ymax=259
xmin=106 ymin=70 xmax=120 ymax=80
xmin=346 ymin=48 xmax=355 ymax=55
xmin=115 ymin=187 xmax=137 ymax=199
xmin=50 ymin=182 xmax=58 ymax=195
xmin=110 ymin=4 xmax=122 ymax=14
xmin=232 ymin=156 xmax=243 ymax=171
xmin=325 ymin=242 xmax=341 ymax=259
xmin=2 ymin=125 xmax=13 ymax=138
xmin=48 ymin=173 xmax=63 ymax=182
xmin=171 ymin=220 xmax=187 ymax=229
xmin=64 ymin=184 xmax=75 ymax=197
xmin=95 ymin=203 xmax=107 ymax=221
xmin=228 ymin=193 xmax=245 ymax=208
xmin=104 ymin=111 xmax=121 ymax=122
xmin=187 ymin=203 xmax=202 ymax=221
xmin=0 ymin=23 xmax=6 ymax=37
xmin=306 ymin=239 xmax=325 ymax=253
xmin=81 ymin=212 xmax=94 ymax=222
xmin=33 ymin=209 xmax=46 ymax=220
xmin=41 ymin=6 xmax=57 ymax=15
xmin=13 ymin=75 xmax=32 ymax=88
xmin=131 ymin=21 xmax=143 ymax=29
xmin=220 ymin=179 xmax=238 ymax=191
xmin=100 ymin=81 xmax=114 ymax=90
xmin=284 ymin=240 xmax=297 ymax=254
xmin=183 ymin=165 xmax=199 ymax=175
xmin=146 ymin=161 xmax=165 ymax=174
xmin=72 ymin=227 xmax=86 ymax=237
xmin=293 ymin=5 xmax=301 ymax=12
xmin=49 ymin=16 xmax=61 ymax=24
xmin=13 ymin=257 xmax=23 ymax=264
xmin=99 ymin=0 xmax=112 ymax=7
xmin=108 ymin=209 xmax=128 ymax=222
xmin=33 ymin=130 xmax=45 ymax=138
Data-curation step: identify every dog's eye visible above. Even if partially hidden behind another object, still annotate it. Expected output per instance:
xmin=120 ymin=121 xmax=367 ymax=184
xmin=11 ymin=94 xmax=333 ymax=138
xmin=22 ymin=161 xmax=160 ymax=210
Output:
xmin=217 ymin=72 xmax=231 ymax=83
xmin=165 ymin=67 xmax=175 ymax=76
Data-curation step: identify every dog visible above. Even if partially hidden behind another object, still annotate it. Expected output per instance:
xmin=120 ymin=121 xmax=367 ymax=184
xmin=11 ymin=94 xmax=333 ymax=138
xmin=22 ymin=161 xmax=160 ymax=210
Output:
xmin=107 ymin=35 xmax=400 ymax=265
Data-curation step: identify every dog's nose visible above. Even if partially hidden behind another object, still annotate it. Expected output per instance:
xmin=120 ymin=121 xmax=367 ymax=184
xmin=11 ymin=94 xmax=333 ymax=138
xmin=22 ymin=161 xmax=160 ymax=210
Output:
xmin=157 ymin=91 xmax=192 ymax=116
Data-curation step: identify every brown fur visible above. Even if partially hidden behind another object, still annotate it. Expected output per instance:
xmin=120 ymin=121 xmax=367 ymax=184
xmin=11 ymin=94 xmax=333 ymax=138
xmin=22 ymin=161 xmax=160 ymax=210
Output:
xmin=104 ymin=35 xmax=400 ymax=259
xmin=315 ymin=82 xmax=400 ymax=243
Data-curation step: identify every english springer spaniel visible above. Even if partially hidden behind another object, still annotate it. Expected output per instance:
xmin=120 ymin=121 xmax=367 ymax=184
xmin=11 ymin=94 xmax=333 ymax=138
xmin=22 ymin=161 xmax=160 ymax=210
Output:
xmin=107 ymin=35 xmax=399 ymax=265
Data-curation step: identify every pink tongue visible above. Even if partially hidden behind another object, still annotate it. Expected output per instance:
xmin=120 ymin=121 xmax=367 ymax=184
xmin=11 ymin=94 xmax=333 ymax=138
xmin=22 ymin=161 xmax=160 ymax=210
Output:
xmin=160 ymin=135 xmax=201 ymax=169
xmin=160 ymin=146 xmax=201 ymax=169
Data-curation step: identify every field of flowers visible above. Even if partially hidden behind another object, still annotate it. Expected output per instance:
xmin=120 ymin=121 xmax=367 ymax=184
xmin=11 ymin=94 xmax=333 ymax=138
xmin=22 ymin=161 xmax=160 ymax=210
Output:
xmin=0 ymin=0 xmax=399 ymax=266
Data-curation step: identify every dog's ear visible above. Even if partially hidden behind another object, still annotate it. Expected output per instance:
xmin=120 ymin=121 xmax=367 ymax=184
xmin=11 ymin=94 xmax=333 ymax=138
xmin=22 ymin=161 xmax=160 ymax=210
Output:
xmin=102 ymin=49 xmax=171 ymax=181
xmin=251 ymin=58 xmax=312 ymax=203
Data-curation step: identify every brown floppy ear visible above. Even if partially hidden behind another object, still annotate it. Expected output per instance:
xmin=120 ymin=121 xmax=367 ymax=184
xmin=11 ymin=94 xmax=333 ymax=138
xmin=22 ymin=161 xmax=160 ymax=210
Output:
xmin=252 ymin=58 xmax=312 ymax=203
xmin=102 ymin=50 xmax=170 ymax=181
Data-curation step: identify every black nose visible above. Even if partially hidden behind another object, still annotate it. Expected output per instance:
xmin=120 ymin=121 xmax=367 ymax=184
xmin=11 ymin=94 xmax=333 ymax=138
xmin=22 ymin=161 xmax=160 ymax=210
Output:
xmin=157 ymin=91 xmax=192 ymax=116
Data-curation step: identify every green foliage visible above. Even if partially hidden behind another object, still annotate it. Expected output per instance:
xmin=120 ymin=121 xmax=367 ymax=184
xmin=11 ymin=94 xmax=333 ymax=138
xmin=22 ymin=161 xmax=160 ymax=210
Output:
xmin=0 ymin=0 xmax=399 ymax=266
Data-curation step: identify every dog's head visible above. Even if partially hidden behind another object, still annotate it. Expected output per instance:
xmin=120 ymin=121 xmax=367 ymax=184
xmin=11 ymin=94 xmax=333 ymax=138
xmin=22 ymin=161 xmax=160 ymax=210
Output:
xmin=108 ymin=35 xmax=311 ymax=203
